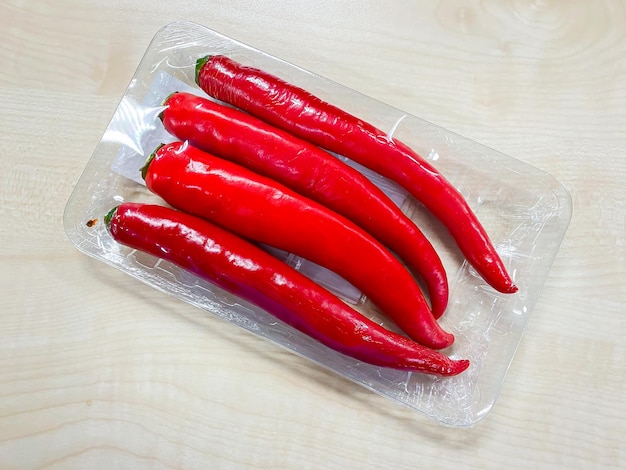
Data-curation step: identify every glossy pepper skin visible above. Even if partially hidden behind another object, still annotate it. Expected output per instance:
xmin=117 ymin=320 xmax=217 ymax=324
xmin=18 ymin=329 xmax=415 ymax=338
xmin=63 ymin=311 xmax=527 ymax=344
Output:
xmin=195 ymin=55 xmax=518 ymax=295
xmin=143 ymin=141 xmax=454 ymax=349
xmin=160 ymin=91 xmax=449 ymax=317
xmin=105 ymin=203 xmax=469 ymax=376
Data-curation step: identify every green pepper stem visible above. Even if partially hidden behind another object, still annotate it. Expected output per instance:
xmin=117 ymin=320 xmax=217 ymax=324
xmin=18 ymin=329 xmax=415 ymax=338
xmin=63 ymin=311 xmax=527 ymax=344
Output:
xmin=158 ymin=92 xmax=179 ymax=121
xmin=140 ymin=144 xmax=165 ymax=180
xmin=195 ymin=55 xmax=212 ymax=84
xmin=103 ymin=206 xmax=119 ymax=230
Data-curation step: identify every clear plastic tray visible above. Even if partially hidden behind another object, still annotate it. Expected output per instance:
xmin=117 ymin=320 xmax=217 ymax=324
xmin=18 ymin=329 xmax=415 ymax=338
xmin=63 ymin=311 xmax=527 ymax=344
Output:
xmin=63 ymin=21 xmax=572 ymax=427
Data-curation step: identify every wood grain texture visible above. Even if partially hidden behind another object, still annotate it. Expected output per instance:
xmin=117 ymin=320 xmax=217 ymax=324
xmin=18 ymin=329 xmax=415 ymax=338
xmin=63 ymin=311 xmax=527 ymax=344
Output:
xmin=1 ymin=0 xmax=624 ymax=468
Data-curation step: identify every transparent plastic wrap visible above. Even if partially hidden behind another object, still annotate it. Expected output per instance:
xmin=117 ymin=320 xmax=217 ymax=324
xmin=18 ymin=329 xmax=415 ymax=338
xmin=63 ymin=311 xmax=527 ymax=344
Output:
xmin=63 ymin=21 xmax=572 ymax=427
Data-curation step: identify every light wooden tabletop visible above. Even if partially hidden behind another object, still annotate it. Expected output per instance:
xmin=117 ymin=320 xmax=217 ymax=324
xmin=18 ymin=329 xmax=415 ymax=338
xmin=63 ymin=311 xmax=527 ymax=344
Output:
xmin=1 ymin=1 xmax=624 ymax=468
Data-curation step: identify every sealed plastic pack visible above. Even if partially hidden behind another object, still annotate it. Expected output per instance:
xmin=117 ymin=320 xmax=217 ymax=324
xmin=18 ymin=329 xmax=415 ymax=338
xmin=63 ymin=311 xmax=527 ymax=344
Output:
xmin=64 ymin=22 xmax=572 ymax=427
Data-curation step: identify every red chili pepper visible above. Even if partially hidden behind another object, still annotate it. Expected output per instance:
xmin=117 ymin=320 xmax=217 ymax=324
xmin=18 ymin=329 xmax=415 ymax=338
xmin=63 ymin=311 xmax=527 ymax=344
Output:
xmin=160 ymin=91 xmax=449 ymax=317
xmin=195 ymin=55 xmax=518 ymax=294
xmin=105 ymin=203 xmax=469 ymax=375
xmin=142 ymin=141 xmax=454 ymax=349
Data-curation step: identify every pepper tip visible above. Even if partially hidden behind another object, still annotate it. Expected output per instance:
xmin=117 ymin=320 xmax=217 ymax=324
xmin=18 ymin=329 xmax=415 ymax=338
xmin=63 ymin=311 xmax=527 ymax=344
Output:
xmin=503 ymin=282 xmax=518 ymax=294
xmin=452 ymin=359 xmax=470 ymax=376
